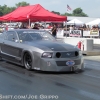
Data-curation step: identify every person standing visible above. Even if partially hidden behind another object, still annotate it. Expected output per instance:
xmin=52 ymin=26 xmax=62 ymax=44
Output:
xmin=32 ymin=23 xmax=39 ymax=29
xmin=51 ymin=24 xmax=57 ymax=37
xmin=69 ymin=25 xmax=73 ymax=33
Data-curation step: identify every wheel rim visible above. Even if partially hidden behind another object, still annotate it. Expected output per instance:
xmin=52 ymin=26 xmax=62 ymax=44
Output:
xmin=24 ymin=53 xmax=32 ymax=69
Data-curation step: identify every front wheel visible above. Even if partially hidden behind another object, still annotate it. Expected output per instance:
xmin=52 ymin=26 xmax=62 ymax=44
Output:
xmin=24 ymin=53 xmax=32 ymax=70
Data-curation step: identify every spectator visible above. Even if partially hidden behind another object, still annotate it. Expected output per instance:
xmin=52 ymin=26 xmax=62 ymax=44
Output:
xmin=26 ymin=24 xmax=31 ymax=29
xmin=51 ymin=24 xmax=57 ymax=37
xmin=86 ymin=25 xmax=90 ymax=31
xmin=32 ymin=23 xmax=39 ymax=29
xmin=69 ymin=25 xmax=73 ymax=33
xmin=20 ymin=23 xmax=27 ymax=29
xmin=79 ymin=25 xmax=83 ymax=37
xmin=83 ymin=24 xmax=87 ymax=30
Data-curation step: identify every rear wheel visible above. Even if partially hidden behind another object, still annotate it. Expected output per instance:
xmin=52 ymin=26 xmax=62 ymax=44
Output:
xmin=24 ymin=53 xmax=32 ymax=70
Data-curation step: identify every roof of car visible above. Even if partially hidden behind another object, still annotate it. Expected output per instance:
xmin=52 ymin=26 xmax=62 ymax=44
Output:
xmin=8 ymin=29 xmax=46 ymax=32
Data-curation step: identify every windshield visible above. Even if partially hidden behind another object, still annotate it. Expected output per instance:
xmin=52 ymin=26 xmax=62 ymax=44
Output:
xmin=17 ymin=30 xmax=55 ymax=42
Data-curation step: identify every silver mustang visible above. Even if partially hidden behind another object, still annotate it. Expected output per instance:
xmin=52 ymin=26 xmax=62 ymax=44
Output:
xmin=0 ymin=29 xmax=84 ymax=72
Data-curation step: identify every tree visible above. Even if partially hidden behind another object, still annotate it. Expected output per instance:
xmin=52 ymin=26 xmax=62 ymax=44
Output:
xmin=72 ymin=8 xmax=88 ymax=17
xmin=62 ymin=8 xmax=88 ymax=17
xmin=61 ymin=13 xmax=73 ymax=16
xmin=0 ymin=6 xmax=3 ymax=16
xmin=52 ymin=11 xmax=60 ymax=15
xmin=0 ymin=11 xmax=3 ymax=16
xmin=0 ymin=3 xmax=88 ymax=18
xmin=15 ymin=1 xmax=30 ymax=8
xmin=0 ymin=5 xmax=15 ymax=16
xmin=0 ymin=1 xmax=30 ymax=16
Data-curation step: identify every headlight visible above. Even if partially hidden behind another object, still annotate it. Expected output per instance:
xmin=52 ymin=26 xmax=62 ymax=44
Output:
xmin=42 ymin=52 xmax=53 ymax=58
xmin=79 ymin=50 xmax=82 ymax=56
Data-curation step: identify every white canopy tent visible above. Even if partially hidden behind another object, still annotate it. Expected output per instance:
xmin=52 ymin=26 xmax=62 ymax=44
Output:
xmin=67 ymin=19 xmax=84 ymax=25
xmin=86 ymin=18 xmax=100 ymax=26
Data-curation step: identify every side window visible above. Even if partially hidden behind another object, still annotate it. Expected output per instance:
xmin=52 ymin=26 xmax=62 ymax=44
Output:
xmin=41 ymin=32 xmax=55 ymax=40
xmin=5 ymin=31 xmax=18 ymax=42
xmin=42 ymin=33 xmax=50 ymax=40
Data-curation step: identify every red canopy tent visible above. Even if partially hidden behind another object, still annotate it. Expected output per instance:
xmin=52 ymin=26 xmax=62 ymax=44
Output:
xmin=0 ymin=4 xmax=67 ymax=22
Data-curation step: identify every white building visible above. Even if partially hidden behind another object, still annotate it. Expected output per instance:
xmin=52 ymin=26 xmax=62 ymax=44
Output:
xmin=67 ymin=16 xmax=99 ymax=23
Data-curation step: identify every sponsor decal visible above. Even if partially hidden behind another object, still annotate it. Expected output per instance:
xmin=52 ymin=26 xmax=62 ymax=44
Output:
xmin=90 ymin=30 xmax=98 ymax=35
xmin=66 ymin=60 xmax=75 ymax=66
xmin=70 ymin=30 xmax=81 ymax=37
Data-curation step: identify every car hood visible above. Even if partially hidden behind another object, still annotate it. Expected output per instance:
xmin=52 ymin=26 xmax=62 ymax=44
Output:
xmin=23 ymin=40 xmax=78 ymax=51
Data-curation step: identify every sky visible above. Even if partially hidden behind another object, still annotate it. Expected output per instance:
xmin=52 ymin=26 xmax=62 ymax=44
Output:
xmin=0 ymin=0 xmax=100 ymax=18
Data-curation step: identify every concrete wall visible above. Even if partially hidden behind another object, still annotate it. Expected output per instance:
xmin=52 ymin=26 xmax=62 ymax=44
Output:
xmin=63 ymin=37 xmax=93 ymax=51
xmin=93 ymin=39 xmax=100 ymax=44
xmin=57 ymin=37 xmax=100 ymax=55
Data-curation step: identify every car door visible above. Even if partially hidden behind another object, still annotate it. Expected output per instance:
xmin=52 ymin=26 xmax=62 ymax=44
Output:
xmin=1 ymin=31 xmax=22 ymax=63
